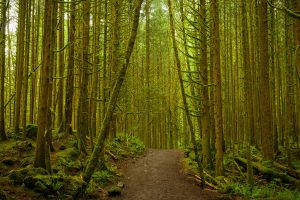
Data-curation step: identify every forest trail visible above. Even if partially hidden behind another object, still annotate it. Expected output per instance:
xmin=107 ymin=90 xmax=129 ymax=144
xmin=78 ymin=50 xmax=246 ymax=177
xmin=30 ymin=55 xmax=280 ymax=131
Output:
xmin=108 ymin=149 xmax=227 ymax=200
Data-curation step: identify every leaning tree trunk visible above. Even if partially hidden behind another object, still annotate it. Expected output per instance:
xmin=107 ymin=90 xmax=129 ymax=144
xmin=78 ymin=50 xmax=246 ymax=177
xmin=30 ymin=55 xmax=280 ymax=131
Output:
xmin=82 ymin=0 xmax=143 ymax=184
xmin=167 ymin=0 xmax=205 ymax=188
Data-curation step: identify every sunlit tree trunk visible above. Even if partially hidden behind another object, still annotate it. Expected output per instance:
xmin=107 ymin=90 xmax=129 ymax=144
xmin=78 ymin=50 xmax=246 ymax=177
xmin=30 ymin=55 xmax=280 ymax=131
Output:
xmin=57 ymin=3 xmax=65 ymax=130
xmin=22 ymin=0 xmax=32 ymax=138
xmin=15 ymin=0 xmax=26 ymax=134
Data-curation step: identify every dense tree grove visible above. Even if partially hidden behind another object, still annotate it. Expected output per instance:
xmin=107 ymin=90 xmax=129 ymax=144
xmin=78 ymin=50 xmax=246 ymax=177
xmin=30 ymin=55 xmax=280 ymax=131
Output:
xmin=0 ymin=0 xmax=300 ymax=192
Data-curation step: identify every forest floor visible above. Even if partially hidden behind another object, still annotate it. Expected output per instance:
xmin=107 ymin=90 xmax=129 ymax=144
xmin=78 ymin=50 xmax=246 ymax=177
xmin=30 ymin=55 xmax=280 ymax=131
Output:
xmin=105 ymin=149 xmax=233 ymax=200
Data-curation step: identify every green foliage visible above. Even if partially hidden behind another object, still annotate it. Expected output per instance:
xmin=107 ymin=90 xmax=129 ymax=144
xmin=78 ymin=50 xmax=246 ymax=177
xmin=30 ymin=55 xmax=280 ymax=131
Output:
xmin=106 ymin=135 xmax=145 ymax=158
xmin=91 ymin=170 xmax=114 ymax=187
xmin=222 ymin=182 xmax=300 ymax=199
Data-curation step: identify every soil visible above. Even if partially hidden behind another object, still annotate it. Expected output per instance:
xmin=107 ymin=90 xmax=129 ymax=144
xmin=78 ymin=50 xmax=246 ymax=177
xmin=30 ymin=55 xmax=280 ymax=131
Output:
xmin=107 ymin=149 xmax=230 ymax=200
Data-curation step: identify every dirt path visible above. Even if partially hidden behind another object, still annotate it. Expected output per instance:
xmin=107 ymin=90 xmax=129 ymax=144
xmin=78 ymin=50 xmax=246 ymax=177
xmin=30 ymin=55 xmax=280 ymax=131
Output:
xmin=109 ymin=149 xmax=228 ymax=200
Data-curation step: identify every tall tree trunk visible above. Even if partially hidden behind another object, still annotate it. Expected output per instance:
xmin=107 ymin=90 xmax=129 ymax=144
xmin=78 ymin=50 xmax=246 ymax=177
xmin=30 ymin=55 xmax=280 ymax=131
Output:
xmin=15 ymin=0 xmax=26 ymax=134
xmin=22 ymin=0 xmax=32 ymax=139
xmin=199 ymin=0 xmax=211 ymax=169
xmin=33 ymin=0 xmax=54 ymax=172
xmin=57 ymin=3 xmax=65 ymax=130
xmin=0 ymin=0 xmax=7 ymax=141
xmin=241 ymin=0 xmax=254 ymax=185
xmin=259 ymin=0 xmax=274 ymax=160
xmin=65 ymin=1 xmax=75 ymax=135
xmin=77 ymin=0 xmax=90 ymax=154
xmin=211 ymin=0 xmax=224 ymax=176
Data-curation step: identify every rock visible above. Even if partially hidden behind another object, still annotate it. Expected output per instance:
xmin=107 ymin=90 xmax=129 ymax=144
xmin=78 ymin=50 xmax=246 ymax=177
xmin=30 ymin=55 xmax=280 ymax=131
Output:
xmin=108 ymin=186 xmax=122 ymax=196
xmin=25 ymin=124 xmax=38 ymax=140
xmin=8 ymin=167 xmax=48 ymax=185
xmin=0 ymin=190 xmax=7 ymax=200
xmin=117 ymin=182 xmax=125 ymax=188
xmin=2 ymin=158 xmax=16 ymax=166
xmin=24 ymin=174 xmax=86 ymax=197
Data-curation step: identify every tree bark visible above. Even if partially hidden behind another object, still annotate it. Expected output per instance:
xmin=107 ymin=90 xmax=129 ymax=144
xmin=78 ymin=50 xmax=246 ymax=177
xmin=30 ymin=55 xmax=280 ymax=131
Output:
xmin=0 ymin=0 xmax=7 ymax=141
xmin=211 ymin=0 xmax=224 ymax=176
xmin=15 ymin=0 xmax=26 ymax=134
xmin=64 ymin=1 xmax=75 ymax=135
xmin=33 ymin=0 xmax=54 ymax=173
xmin=83 ymin=0 xmax=143 ymax=184
xmin=259 ymin=0 xmax=274 ymax=160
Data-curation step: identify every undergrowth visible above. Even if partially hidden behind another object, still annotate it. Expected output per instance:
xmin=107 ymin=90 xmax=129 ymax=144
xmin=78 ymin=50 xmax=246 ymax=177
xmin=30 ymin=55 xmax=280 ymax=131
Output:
xmin=181 ymin=145 xmax=300 ymax=200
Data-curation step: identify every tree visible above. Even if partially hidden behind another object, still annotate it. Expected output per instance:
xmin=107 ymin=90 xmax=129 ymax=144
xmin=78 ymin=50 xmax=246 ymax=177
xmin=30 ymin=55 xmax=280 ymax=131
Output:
xmin=241 ymin=0 xmax=254 ymax=185
xmin=168 ymin=0 xmax=205 ymax=187
xmin=259 ymin=0 xmax=274 ymax=160
xmin=0 ymin=0 xmax=7 ymax=141
xmin=211 ymin=0 xmax=224 ymax=176
xmin=14 ymin=0 xmax=26 ymax=134
xmin=76 ymin=0 xmax=90 ymax=154
xmin=64 ymin=1 xmax=75 ymax=135
xmin=83 ymin=0 xmax=143 ymax=184
xmin=33 ymin=0 xmax=55 ymax=172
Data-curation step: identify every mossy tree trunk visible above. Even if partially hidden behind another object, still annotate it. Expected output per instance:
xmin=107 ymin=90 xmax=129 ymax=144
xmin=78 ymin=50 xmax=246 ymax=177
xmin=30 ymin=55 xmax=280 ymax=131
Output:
xmin=83 ymin=0 xmax=143 ymax=184
xmin=34 ymin=0 xmax=55 ymax=173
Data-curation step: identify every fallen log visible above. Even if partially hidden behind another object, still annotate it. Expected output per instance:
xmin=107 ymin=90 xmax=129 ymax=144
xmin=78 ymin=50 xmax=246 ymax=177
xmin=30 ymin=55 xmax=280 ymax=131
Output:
xmin=252 ymin=155 xmax=300 ymax=179
xmin=235 ymin=157 xmax=300 ymax=188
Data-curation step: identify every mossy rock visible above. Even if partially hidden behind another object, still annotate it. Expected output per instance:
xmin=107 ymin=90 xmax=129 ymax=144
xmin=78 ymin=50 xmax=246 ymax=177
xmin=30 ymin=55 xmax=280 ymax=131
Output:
xmin=56 ymin=147 xmax=80 ymax=161
xmin=7 ymin=167 xmax=48 ymax=185
xmin=25 ymin=124 xmax=38 ymax=140
xmin=61 ymin=176 xmax=86 ymax=196
xmin=108 ymin=186 xmax=122 ymax=196
xmin=23 ymin=174 xmax=86 ymax=197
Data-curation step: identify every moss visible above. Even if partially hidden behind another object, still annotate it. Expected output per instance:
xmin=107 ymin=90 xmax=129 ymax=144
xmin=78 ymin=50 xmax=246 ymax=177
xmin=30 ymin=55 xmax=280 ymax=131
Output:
xmin=108 ymin=186 xmax=122 ymax=196
xmin=56 ymin=147 xmax=79 ymax=161
xmin=8 ymin=167 xmax=48 ymax=185
xmin=23 ymin=174 xmax=86 ymax=197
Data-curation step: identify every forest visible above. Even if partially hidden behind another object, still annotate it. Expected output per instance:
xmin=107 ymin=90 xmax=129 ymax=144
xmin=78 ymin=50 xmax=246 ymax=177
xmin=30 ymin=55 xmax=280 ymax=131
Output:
xmin=0 ymin=0 xmax=300 ymax=199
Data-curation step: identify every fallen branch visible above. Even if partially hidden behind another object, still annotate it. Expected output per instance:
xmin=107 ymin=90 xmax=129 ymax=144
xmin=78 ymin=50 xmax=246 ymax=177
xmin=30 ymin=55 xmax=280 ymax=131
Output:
xmin=105 ymin=150 xmax=118 ymax=161
xmin=193 ymin=174 xmax=219 ymax=190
